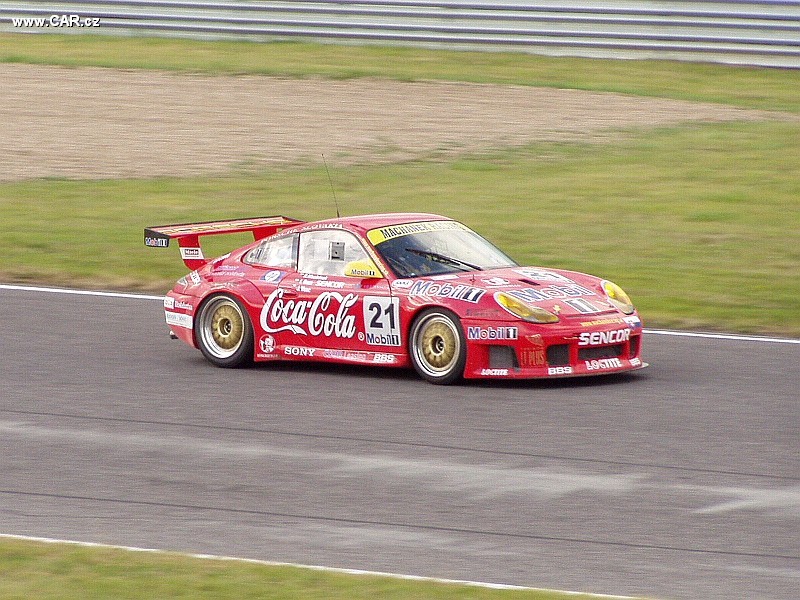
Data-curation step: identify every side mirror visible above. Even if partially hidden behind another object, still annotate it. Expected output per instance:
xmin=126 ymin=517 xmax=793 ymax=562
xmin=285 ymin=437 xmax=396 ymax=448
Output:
xmin=344 ymin=260 xmax=383 ymax=279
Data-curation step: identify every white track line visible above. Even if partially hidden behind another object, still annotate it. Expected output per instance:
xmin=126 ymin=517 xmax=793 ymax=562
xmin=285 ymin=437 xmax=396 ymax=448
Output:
xmin=644 ymin=328 xmax=800 ymax=344
xmin=0 ymin=283 xmax=163 ymax=301
xmin=2 ymin=283 xmax=798 ymax=345
xmin=0 ymin=533 xmax=640 ymax=599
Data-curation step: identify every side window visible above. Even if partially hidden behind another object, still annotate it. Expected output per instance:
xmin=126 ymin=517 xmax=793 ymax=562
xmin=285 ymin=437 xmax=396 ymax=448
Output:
xmin=298 ymin=230 xmax=369 ymax=276
xmin=245 ymin=234 xmax=297 ymax=268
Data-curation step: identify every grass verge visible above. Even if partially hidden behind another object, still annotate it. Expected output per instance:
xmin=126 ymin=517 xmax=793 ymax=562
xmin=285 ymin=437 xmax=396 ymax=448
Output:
xmin=0 ymin=538 xmax=631 ymax=600
xmin=1 ymin=34 xmax=800 ymax=112
xmin=1 ymin=34 xmax=798 ymax=335
xmin=2 ymin=121 xmax=798 ymax=335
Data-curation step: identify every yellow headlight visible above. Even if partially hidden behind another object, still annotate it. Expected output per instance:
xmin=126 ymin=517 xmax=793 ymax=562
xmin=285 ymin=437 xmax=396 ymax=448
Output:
xmin=602 ymin=280 xmax=635 ymax=315
xmin=494 ymin=292 xmax=559 ymax=324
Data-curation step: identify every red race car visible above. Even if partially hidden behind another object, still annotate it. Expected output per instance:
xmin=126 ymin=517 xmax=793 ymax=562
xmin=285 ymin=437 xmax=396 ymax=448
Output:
xmin=145 ymin=213 xmax=646 ymax=384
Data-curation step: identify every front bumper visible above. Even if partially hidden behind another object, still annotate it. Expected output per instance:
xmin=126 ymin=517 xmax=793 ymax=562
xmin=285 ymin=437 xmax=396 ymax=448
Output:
xmin=462 ymin=317 xmax=646 ymax=379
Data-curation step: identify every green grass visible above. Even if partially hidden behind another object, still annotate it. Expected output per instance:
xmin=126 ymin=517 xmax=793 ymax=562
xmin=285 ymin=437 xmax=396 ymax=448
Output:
xmin=1 ymin=34 xmax=799 ymax=335
xmin=2 ymin=120 xmax=798 ymax=335
xmin=0 ymin=538 xmax=628 ymax=600
xmin=2 ymin=34 xmax=800 ymax=111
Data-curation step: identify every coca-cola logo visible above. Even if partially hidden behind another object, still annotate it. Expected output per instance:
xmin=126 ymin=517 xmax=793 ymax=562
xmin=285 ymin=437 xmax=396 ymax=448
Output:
xmin=259 ymin=288 xmax=358 ymax=338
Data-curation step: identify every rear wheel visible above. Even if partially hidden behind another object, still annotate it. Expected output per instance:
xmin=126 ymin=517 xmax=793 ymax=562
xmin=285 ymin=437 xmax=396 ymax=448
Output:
xmin=408 ymin=308 xmax=466 ymax=385
xmin=196 ymin=294 xmax=253 ymax=368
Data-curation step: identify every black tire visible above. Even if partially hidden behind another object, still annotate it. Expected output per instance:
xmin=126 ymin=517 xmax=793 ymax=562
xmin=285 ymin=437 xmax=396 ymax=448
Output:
xmin=195 ymin=294 xmax=254 ymax=368
xmin=408 ymin=308 xmax=466 ymax=385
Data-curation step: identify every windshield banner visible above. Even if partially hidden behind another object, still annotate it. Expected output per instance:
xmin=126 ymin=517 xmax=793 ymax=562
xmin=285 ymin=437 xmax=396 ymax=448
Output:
xmin=367 ymin=220 xmax=468 ymax=245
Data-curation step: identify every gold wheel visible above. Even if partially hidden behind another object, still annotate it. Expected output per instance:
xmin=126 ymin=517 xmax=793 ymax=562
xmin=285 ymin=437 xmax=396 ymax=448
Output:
xmin=210 ymin=303 xmax=244 ymax=351
xmin=420 ymin=320 xmax=457 ymax=370
xmin=410 ymin=309 xmax=465 ymax=384
xmin=197 ymin=296 xmax=251 ymax=365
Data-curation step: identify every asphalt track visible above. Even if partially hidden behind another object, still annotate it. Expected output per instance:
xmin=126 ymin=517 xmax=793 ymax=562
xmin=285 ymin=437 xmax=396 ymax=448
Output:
xmin=1 ymin=285 xmax=798 ymax=600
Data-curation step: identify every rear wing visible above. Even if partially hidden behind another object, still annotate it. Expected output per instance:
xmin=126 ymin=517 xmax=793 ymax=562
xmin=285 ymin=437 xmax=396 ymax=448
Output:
xmin=145 ymin=215 xmax=304 ymax=270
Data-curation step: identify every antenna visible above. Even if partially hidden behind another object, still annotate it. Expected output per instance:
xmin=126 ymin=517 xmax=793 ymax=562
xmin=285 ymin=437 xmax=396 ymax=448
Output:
xmin=322 ymin=154 xmax=340 ymax=219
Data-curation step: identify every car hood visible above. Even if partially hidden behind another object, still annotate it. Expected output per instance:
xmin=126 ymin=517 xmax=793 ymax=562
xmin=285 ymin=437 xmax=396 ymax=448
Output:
xmin=393 ymin=266 xmax=624 ymax=318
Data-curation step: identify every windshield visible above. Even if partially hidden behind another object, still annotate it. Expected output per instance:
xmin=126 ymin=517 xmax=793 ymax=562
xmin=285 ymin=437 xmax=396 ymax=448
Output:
xmin=367 ymin=220 xmax=517 ymax=278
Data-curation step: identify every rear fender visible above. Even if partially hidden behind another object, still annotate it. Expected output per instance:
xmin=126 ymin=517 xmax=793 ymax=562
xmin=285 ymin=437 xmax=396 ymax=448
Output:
xmin=195 ymin=280 xmax=265 ymax=351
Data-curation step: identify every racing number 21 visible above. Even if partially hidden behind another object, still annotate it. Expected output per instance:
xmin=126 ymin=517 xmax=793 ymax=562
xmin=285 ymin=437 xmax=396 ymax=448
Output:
xmin=363 ymin=296 xmax=401 ymax=346
xmin=368 ymin=301 xmax=396 ymax=329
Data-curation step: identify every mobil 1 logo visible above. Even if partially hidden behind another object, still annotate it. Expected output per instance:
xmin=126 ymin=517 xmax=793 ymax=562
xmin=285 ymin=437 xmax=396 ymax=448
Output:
xmin=364 ymin=296 xmax=401 ymax=346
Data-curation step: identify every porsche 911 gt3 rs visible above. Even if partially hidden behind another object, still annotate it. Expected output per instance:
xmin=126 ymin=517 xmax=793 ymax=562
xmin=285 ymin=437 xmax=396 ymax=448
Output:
xmin=145 ymin=213 xmax=646 ymax=384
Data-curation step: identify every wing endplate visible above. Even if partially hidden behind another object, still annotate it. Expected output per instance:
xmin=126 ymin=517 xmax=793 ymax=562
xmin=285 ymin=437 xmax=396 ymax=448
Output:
xmin=145 ymin=215 xmax=304 ymax=270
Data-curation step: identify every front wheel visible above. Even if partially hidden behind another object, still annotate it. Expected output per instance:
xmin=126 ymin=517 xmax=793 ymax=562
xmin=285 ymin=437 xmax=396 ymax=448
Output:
xmin=196 ymin=294 xmax=254 ymax=368
xmin=408 ymin=308 xmax=466 ymax=385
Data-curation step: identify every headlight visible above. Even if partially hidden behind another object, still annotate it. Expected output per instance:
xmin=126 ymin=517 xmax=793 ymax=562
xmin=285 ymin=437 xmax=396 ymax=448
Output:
xmin=602 ymin=280 xmax=635 ymax=315
xmin=494 ymin=292 xmax=559 ymax=323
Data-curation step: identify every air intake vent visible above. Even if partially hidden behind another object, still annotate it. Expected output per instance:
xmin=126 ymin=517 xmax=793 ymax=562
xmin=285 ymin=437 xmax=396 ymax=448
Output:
xmin=546 ymin=344 xmax=570 ymax=366
xmin=489 ymin=346 xmax=519 ymax=369
xmin=579 ymin=345 xmax=623 ymax=361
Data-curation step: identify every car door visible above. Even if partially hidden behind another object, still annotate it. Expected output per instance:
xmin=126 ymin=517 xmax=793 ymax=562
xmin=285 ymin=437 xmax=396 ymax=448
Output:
xmin=264 ymin=228 xmax=401 ymax=359
xmin=244 ymin=232 xmax=300 ymax=359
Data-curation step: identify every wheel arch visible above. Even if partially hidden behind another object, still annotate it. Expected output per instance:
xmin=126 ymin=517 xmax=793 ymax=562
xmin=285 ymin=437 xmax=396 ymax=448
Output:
xmin=193 ymin=280 xmax=263 ymax=345
xmin=193 ymin=280 xmax=264 ymax=365
xmin=406 ymin=304 xmax=468 ymax=384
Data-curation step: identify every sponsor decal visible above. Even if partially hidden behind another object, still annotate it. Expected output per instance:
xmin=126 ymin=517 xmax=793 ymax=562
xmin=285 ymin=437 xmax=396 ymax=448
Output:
xmin=298 ymin=278 xmax=346 ymax=289
xmin=481 ymin=277 xmax=509 ymax=287
xmin=366 ymin=332 xmax=401 ymax=346
xmin=580 ymin=317 xmax=625 ymax=327
xmin=519 ymin=347 xmax=546 ymax=367
xmin=163 ymin=296 xmax=175 ymax=309
xmin=481 ymin=368 xmax=509 ymax=376
xmin=578 ymin=329 xmax=631 ymax=346
xmin=467 ymin=326 xmax=518 ymax=341
xmin=465 ymin=308 xmax=505 ymax=319
xmin=509 ymin=284 xmax=595 ymax=303
xmin=563 ymin=298 xmax=602 ymax=314
xmin=145 ymin=237 xmax=169 ymax=248
xmin=526 ymin=334 xmax=544 ymax=347
xmin=322 ymin=349 xmax=368 ymax=362
xmin=548 ymin=366 xmax=573 ymax=375
xmin=373 ymin=353 xmax=397 ymax=364
xmin=409 ymin=280 xmax=485 ymax=303
xmin=180 ymin=247 xmax=204 ymax=260
xmin=189 ymin=271 xmax=201 ymax=285
xmin=430 ymin=274 xmax=459 ymax=281
xmin=258 ymin=334 xmax=276 ymax=354
xmin=215 ymin=265 xmax=246 ymax=277
xmin=320 ymin=349 xmax=397 ymax=364
xmin=349 ymin=267 xmax=378 ymax=278
xmin=364 ymin=296 xmax=402 ymax=346
xmin=261 ymin=270 xmax=286 ymax=285
xmin=367 ymin=220 xmax=468 ymax=245
xmin=285 ymin=346 xmax=315 ymax=357
xmin=165 ymin=311 xmax=192 ymax=329
xmin=259 ymin=289 xmax=357 ymax=338
xmin=585 ymin=358 xmax=623 ymax=371
xmin=630 ymin=357 xmax=642 ymax=367
xmin=153 ymin=217 xmax=289 ymax=237
xmin=295 ymin=222 xmax=344 ymax=233
xmin=514 ymin=268 xmax=575 ymax=283
xmin=392 ymin=279 xmax=413 ymax=289
xmin=624 ymin=316 xmax=643 ymax=329
xmin=173 ymin=300 xmax=193 ymax=312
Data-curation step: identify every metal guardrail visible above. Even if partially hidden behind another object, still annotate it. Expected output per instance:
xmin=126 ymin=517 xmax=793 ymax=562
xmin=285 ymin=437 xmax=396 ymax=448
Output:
xmin=2 ymin=1 xmax=799 ymax=67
